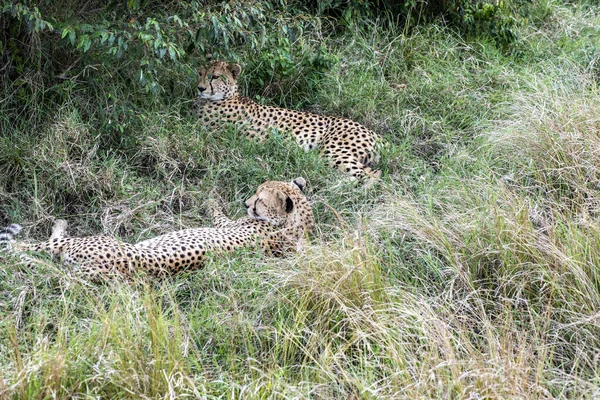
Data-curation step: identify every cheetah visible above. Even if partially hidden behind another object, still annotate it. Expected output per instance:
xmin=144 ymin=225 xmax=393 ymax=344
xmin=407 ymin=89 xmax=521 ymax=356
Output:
xmin=0 ymin=178 xmax=313 ymax=279
xmin=196 ymin=60 xmax=382 ymax=180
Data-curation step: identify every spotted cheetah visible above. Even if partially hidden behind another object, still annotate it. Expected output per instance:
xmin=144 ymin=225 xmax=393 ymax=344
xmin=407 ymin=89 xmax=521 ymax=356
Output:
xmin=0 ymin=178 xmax=313 ymax=279
xmin=196 ymin=60 xmax=382 ymax=180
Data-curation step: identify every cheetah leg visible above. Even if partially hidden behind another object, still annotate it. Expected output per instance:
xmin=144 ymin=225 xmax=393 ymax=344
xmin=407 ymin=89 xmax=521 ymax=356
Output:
xmin=246 ymin=128 xmax=268 ymax=142
xmin=204 ymin=190 xmax=237 ymax=228
xmin=50 ymin=219 xmax=68 ymax=241
xmin=25 ymin=220 xmax=70 ymax=257
xmin=212 ymin=206 xmax=236 ymax=228
xmin=329 ymin=153 xmax=381 ymax=182
xmin=363 ymin=166 xmax=382 ymax=179
xmin=135 ymin=196 xmax=235 ymax=249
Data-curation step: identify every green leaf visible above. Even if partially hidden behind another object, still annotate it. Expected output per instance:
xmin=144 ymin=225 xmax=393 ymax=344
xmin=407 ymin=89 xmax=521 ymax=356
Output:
xmin=83 ymin=38 xmax=91 ymax=52
xmin=211 ymin=16 xmax=219 ymax=35
xmin=173 ymin=15 xmax=182 ymax=27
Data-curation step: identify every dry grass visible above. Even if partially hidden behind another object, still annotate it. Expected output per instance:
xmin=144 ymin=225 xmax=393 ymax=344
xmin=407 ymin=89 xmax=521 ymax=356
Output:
xmin=2 ymin=1 xmax=600 ymax=398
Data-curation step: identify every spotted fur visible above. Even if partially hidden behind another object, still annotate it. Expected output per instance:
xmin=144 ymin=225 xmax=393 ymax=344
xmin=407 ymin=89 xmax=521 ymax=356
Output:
xmin=196 ymin=61 xmax=382 ymax=180
xmin=0 ymin=179 xmax=313 ymax=279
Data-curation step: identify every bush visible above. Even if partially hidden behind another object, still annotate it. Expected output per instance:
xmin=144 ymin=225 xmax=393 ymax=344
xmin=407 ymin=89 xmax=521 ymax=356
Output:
xmin=298 ymin=0 xmax=522 ymax=48
xmin=0 ymin=1 xmax=340 ymax=132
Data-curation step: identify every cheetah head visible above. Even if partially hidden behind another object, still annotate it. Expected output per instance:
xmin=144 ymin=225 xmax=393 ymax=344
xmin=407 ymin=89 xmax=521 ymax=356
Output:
xmin=245 ymin=178 xmax=313 ymax=231
xmin=197 ymin=61 xmax=241 ymax=101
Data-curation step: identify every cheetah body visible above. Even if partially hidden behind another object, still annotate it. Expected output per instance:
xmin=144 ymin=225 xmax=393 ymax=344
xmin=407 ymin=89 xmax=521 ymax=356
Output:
xmin=197 ymin=61 xmax=381 ymax=180
xmin=1 ymin=179 xmax=313 ymax=279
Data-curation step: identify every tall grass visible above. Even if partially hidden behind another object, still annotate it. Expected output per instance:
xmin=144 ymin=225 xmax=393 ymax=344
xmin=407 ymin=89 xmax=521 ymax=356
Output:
xmin=2 ymin=1 xmax=600 ymax=398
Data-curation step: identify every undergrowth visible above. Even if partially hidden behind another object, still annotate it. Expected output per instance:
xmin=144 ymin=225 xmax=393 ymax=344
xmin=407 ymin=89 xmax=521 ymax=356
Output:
xmin=1 ymin=0 xmax=600 ymax=398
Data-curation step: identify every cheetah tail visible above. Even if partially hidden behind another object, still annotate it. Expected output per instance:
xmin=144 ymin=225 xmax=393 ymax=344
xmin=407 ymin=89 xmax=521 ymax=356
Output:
xmin=0 ymin=224 xmax=23 ymax=252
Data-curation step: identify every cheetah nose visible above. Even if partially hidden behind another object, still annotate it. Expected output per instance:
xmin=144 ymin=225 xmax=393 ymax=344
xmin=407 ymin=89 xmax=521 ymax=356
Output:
xmin=197 ymin=85 xmax=206 ymax=93
xmin=244 ymin=201 xmax=250 ymax=208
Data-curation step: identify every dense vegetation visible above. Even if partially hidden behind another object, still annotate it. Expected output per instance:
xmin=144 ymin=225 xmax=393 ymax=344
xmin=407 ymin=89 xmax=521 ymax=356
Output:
xmin=1 ymin=0 xmax=600 ymax=397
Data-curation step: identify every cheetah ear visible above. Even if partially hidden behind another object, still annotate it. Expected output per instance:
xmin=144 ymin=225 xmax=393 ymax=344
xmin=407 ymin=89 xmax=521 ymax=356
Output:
xmin=292 ymin=177 xmax=306 ymax=192
xmin=229 ymin=63 xmax=241 ymax=79
xmin=279 ymin=192 xmax=294 ymax=213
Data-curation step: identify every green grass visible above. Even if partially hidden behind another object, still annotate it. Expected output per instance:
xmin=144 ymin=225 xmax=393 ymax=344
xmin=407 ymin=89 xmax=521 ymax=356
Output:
xmin=2 ymin=1 xmax=600 ymax=398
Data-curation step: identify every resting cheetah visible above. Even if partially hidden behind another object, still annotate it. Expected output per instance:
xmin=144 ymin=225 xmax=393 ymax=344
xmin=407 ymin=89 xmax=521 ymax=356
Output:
xmin=0 ymin=178 xmax=313 ymax=279
xmin=196 ymin=60 xmax=382 ymax=180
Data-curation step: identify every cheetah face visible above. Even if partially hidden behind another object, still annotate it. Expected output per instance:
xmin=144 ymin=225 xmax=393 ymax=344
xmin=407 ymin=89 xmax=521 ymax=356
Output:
xmin=197 ymin=61 xmax=241 ymax=101
xmin=245 ymin=178 xmax=306 ymax=226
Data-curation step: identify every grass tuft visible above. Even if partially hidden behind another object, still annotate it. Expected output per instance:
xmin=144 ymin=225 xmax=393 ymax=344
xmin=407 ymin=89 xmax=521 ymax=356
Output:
xmin=2 ymin=1 xmax=600 ymax=397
